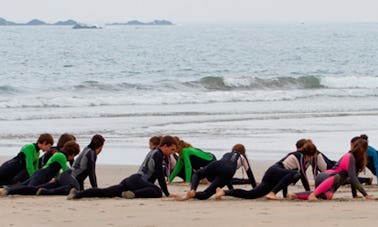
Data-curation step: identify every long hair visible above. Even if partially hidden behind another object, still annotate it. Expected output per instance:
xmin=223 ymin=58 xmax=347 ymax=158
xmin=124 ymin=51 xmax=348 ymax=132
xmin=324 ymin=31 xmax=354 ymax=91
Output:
xmin=174 ymin=137 xmax=192 ymax=157
xmin=350 ymin=139 xmax=368 ymax=172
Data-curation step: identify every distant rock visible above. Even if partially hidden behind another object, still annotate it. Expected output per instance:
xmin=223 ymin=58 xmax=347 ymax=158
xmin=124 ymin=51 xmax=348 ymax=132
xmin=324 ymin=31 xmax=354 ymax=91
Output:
xmin=107 ymin=19 xmax=173 ymax=26
xmin=72 ymin=23 xmax=102 ymax=29
xmin=0 ymin=17 xmax=17 ymax=25
xmin=53 ymin=19 xmax=78 ymax=26
xmin=26 ymin=19 xmax=47 ymax=25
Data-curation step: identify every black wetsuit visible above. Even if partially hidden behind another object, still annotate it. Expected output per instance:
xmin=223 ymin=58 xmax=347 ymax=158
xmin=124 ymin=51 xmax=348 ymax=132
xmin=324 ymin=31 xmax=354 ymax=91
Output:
xmin=4 ymin=170 xmax=79 ymax=196
xmin=224 ymin=151 xmax=310 ymax=199
xmin=0 ymin=144 xmax=39 ymax=186
xmin=191 ymin=152 xmax=257 ymax=200
xmin=71 ymin=146 xmax=98 ymax=190
xmin=6 ymin=152 xmax=69 ymax=195
xmin=73 ymin=147 xmax=170 ymax=199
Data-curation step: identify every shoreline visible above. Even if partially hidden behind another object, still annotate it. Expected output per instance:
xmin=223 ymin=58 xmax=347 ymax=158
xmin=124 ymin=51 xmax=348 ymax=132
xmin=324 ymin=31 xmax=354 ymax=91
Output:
xmin=1 ymin=157 xmax=378 ymax=226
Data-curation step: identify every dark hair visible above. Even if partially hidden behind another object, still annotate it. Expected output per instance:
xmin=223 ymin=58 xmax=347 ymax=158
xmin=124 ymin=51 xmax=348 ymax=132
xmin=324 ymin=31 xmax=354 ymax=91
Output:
xmin=298 ymin=140 xmax=317 ymax=157
xmin=149 ymin=136 xmax=162 ymax=147
xmin=295 ymin=138 xmax=307 ymax=149
xmin=159 ymin=135 xmax=178 ymax=147
xmin=360 ymin=134 xmax=368 ymax=141
xmin=37 ymin=133 xmax=54 ymax=146
xmin=88 ymin=134 xmax=105 ymax=150
xmin=57 ymin=133 xmax=76 ymax=149
xmin=350 ymin=136 xmax=361 ymax=144
xmin=232 ymin=144 xmax=246 ymax=156
xmin=350 ymin=139 xmax=368 ymax=172
xmin=61 ymin=141 xmax=80 ymax=156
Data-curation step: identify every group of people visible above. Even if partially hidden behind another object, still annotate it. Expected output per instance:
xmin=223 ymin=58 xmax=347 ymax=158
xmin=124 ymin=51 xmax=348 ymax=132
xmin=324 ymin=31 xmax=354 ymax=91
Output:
xmin=0 ymin=133 xmax=105 ymax=196
xmin=0 ymin=133 xmax=377 ymax=202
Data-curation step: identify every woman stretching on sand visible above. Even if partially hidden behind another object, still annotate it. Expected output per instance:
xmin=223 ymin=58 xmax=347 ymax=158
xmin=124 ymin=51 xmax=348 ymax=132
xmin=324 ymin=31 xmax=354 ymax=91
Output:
xmin=289 ymin=138 xmax=374 ymax=200
xmin=67 ymin=135 xmax=179 ymax=200
xmin=168 ymin=137 xmax=216 ymax=184
xmin=178 ymin=144 xmax=256 ymax=200
xmin=215 ymin=139 xmax=317 ymax=200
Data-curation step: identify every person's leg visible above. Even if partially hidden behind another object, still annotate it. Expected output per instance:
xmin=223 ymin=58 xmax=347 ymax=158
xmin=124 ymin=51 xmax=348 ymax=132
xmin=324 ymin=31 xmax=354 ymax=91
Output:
xmin=266 ymin=170 xmax=299 ymax=199
xmin=121 ymin=174 xmax=163 ymax=198
xmin=313 ymin=174 xmax=341 ymax=200
xmin=0 ymin=159 xmax=23 ymax=186
xmin=195 ymin=177 xmax=227 ymax=200
xmin=131 ymin=184 xmax=162 ymax=198
xmin=11 ymin=169 xmax=30 ymax=184
xmin=38 ymin=185 xmax=73 ymax=195
xmin=221 ymin=182 xmax=273 ymax=199
xmin=5 ymin=184 xmax=39 ymax=195
xmin=73 ymin=183 xmax=125 ymax=199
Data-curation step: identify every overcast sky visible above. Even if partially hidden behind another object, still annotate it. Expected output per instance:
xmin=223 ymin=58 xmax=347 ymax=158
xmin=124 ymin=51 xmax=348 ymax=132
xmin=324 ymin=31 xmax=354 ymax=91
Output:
xmin=2 ymin=0 xmax=378 ymax=24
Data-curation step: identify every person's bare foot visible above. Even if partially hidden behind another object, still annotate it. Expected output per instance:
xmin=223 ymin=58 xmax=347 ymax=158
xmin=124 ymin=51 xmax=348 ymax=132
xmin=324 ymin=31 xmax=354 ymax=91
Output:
xmin=308 ymin=192 xmax=318 ymax=201
xmin=265 ymin=192 xmax=281 ymax=200
xmin=287 ymin=192 xmax=297 ymax=200
xmin=0 ymin=187 xmax=9 ymax=197
xmin=177 ymin=190 xmax=196 ymax=201
xmin=215 ymin=188 xmax=225 ymax=200
xmin=199 ymin=178 xmax=209 ymax=184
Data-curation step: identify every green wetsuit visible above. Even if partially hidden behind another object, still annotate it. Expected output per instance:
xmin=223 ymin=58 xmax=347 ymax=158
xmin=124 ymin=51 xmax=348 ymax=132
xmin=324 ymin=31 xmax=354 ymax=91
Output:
xmin=20 ymin=143 xmax=40 ymax=177
xmin=43 ymin=152 xmax=69 ymax=177
xmin=169 ymin=147 xmax=215 ymax=183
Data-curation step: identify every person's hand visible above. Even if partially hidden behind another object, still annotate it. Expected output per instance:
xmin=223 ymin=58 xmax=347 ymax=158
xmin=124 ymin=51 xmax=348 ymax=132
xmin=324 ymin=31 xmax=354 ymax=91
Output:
xmin=365 ymin=195 xmax=374 ymax=200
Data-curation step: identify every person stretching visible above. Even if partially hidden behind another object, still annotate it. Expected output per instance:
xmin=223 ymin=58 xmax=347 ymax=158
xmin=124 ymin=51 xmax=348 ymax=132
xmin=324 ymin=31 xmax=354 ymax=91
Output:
xmin=67 ymin=135 xmax=179 ymax=200
xmin=168 ymin=137 xmax=216 ymax=184
xmin=179 ymin=144 xmax=256 ymax=200
xmin=71 ymin=134 xmax=105 ymax=190
xmin=215 ymin=140 xmax=317 ymax=200
xmin=289 ymin=139 xmax=374 ymax=200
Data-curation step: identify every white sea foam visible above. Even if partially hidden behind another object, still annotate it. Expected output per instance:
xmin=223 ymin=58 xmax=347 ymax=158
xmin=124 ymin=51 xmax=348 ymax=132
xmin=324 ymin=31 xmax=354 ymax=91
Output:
xmin=1 ymin=23 xmax=378 ymax=164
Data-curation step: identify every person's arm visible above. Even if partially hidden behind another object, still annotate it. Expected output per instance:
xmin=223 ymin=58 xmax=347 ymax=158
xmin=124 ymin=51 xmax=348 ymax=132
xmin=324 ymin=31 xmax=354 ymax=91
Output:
xmin=182 ymin=149 xmax=194 ymax=182
xmin=168 ymin=158 xmax=183 ymax=182
xmin=347 ymin=155 xmax=368 ymax=197
xmin=154 ymin=152 xmax=170 ymax=197
xmin=299 ymin=155 xmax=311 ymax=191
xmin=86 ymin=150 xmax=98 ymax=188
xmin=240 ymin=155 xmax=257 ymax=188
xmin=21 ymin=144 xmax=38 ymax=176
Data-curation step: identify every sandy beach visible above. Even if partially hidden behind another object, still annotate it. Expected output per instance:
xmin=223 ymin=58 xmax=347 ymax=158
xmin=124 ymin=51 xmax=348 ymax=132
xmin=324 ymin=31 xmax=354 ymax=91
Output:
xmin=1 ymin=157 xmax=378 ymax=227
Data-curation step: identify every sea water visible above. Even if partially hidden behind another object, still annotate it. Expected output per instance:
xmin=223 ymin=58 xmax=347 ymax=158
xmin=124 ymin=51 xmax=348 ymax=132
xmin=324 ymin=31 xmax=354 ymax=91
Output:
xmin=1 ymin=23 xmax=378 ymax=164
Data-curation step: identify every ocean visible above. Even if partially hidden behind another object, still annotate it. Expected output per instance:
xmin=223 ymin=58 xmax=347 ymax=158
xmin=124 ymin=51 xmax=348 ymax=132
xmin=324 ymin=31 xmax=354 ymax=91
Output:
xmin=1 ymin=23 xmax=378 ymax=165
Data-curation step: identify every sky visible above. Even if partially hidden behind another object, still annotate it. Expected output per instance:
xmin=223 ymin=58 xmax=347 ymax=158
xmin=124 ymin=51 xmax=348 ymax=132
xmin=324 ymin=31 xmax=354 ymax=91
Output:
xmin=1 ymin=0 xmax=378 ymax=24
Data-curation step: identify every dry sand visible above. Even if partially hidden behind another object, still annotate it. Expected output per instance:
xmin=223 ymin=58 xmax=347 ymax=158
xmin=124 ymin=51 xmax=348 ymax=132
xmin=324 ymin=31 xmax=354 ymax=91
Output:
xmin=1 ymin=158 xmax=378 ymax=226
